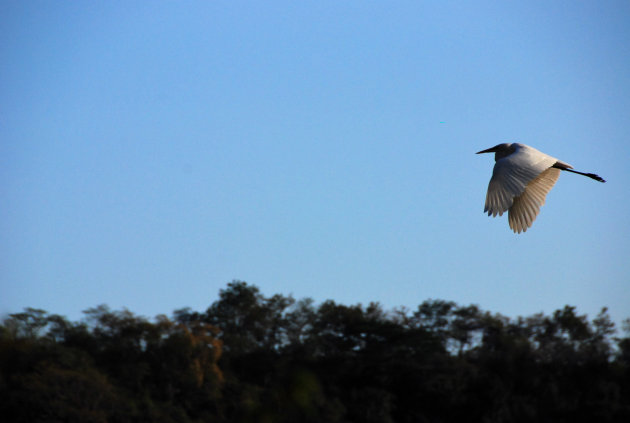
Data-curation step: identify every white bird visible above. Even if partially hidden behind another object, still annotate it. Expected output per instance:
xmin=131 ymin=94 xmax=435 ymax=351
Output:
xmin=477 ymin=143 xmax=605 ymax=233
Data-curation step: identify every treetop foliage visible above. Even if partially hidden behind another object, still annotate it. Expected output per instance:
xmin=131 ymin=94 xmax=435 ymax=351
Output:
xmin=2 ymin=280 xmax=629 ymax=422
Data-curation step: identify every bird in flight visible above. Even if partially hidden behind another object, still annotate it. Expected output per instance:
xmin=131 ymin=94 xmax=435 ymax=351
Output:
xmin=477 ymin=143 xmax=605 ymax=233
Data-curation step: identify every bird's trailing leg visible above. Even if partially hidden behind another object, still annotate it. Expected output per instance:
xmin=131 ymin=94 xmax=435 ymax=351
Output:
xmin=552 ymin=163 xmax=606 ymax=183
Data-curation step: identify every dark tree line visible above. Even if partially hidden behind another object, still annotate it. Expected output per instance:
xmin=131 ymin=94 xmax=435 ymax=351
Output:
xmin=2 ymin=280 xmax=629 ymax=422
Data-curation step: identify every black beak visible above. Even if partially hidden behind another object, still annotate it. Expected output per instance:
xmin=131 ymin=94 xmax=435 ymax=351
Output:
xmin=476 ymin=146 xmax=499 ymax=154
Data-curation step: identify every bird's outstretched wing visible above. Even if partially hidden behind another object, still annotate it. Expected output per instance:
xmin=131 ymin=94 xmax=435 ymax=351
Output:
xmin=508 ymin=167 xmax=561 ymax=233
xmin=484 ymin=145 xmax=558 ymax=217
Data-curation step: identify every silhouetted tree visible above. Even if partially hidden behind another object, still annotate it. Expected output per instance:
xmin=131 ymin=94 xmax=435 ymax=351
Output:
xmin=1 ymin=282 xmax=629 ymax=422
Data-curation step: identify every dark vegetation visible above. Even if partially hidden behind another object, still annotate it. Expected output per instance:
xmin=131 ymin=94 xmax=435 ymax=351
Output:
xmin=2 ymin=280 xmax=629 ymax=422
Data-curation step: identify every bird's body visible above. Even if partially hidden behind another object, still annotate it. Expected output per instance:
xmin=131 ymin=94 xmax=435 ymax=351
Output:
xmin=477 ymin=143 xmax=605 ymax=233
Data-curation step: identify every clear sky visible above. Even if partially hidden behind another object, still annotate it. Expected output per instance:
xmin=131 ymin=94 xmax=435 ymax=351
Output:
xmin=2 ymin=1 xmax=629 ymax=327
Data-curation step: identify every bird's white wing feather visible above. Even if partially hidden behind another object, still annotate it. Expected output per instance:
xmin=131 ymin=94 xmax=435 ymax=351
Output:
xmin=508 ymin=167 xmax=561 ymax=233
xmin=484 ymin=145 xmax=558 ymax=217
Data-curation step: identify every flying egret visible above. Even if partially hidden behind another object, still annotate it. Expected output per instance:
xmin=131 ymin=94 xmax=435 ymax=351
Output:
xmin=477 ymin=143 xmax=605 ymax=233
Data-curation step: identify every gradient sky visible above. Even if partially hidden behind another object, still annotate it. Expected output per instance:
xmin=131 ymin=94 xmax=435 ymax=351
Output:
xmin=2 ymin=1 xmax=629 ymax=328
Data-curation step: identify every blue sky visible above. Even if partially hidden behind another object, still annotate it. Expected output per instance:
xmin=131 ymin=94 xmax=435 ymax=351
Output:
xmin=2 ymin=1 xmax=629 ymax=327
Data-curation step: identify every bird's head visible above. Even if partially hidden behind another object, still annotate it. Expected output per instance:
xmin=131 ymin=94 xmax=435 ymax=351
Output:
xmin=476 ymin=143 xmax=515 ymax=161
